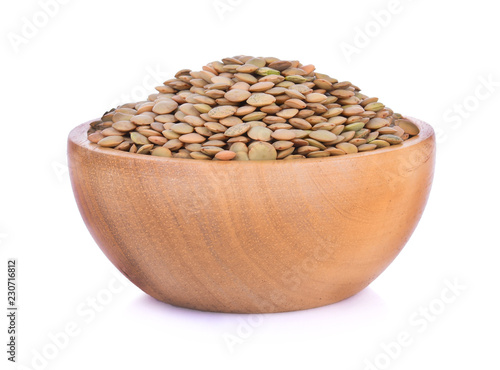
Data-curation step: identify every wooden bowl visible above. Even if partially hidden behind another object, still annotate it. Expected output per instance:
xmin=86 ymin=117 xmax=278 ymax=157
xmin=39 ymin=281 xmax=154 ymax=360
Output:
xmin=68 ymin=117 xmax=435 ymax=313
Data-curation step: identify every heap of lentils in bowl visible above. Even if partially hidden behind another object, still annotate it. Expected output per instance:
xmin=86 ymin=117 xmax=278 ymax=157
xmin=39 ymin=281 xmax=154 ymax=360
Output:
xmin=87 ymin=56 xmax=420 ymax=161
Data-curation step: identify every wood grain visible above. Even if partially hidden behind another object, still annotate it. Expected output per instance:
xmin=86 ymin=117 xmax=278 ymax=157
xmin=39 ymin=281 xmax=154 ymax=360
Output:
xmin=68 ymin=117 xmax=435 ymax=313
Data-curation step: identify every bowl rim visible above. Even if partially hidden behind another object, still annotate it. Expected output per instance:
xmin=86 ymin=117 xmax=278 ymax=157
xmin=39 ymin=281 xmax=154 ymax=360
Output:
xmin=68 ymin=116 xmax=434 ymax=165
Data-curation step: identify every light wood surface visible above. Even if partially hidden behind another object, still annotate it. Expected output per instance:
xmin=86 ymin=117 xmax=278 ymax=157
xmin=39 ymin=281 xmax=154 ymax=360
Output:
xmin=68 ymin=117 xmax=435 ymax=313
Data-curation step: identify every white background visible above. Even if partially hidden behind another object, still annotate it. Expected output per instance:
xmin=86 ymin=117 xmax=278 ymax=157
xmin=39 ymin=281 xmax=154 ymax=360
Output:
xmin=1 ymin=0 xmax=499 ymax=369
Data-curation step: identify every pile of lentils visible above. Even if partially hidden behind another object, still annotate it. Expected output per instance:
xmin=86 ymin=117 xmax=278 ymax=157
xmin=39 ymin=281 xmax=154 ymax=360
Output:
xmin=87 ymin=56 xmax=420 ymax=160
